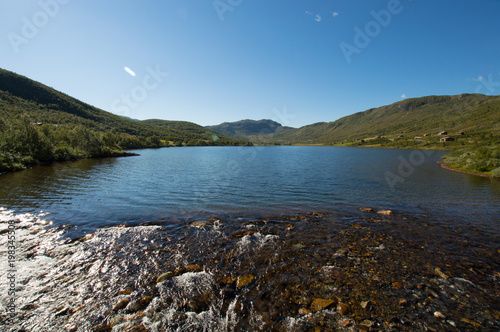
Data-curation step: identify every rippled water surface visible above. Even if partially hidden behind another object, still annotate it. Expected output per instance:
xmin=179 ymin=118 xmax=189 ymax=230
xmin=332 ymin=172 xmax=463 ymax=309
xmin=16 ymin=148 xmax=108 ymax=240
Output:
xmin=0 ymin=146 xmax=499 ymax=234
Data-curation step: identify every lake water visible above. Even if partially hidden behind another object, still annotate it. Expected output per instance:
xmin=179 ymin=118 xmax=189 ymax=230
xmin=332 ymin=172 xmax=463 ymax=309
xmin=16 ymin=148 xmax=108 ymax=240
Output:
xmin=0 ymin=146 xmax=499 ymax=236
xmin=1 ymin=146 xmax=500 ymax=331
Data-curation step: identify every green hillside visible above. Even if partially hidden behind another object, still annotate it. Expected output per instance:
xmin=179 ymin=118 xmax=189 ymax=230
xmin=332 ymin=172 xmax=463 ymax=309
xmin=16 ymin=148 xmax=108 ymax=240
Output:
xmin=265 ymin=94 xmax=500 ymax=144
xmin=207 ymin=119 xmax=293 ymax=142
xmin=0 ymin=68 xmax=249 ymax=172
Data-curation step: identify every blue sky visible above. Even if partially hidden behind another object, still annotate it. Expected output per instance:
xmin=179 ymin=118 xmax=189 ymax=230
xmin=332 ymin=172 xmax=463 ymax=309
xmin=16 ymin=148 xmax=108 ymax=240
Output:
xmin=1 ymin=0 xmax=499 ymax=128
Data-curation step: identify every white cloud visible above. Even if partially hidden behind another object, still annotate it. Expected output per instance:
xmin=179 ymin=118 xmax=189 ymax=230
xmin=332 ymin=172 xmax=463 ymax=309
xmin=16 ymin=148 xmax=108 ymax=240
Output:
xmin=314 ymin=14 xmax=321 ymax=22
xmin=332 ymin=11 xmax=339 ymax=17
xmin=124 ymin=66 xmax=136 ymax=77
xmin=401 ymin=94 xmax=407 ymax=99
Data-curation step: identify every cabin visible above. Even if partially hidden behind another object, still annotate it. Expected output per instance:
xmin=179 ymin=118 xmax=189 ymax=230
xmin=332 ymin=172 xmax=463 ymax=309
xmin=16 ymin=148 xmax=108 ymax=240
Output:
xmin=423 ymin=134 xmax=429 ymax=137
xmin=440 ymin=137 xmax=454 ymax=142
xmin=438 ymin=131 xmax=448 ymax=135
xmin=457 ymin=131 xmax=465 ymax=135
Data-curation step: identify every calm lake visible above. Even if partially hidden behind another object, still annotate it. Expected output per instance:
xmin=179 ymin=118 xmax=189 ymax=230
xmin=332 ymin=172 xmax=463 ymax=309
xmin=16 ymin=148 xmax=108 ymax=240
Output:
xmin=0 ymin=146 xmax=499 ymax=235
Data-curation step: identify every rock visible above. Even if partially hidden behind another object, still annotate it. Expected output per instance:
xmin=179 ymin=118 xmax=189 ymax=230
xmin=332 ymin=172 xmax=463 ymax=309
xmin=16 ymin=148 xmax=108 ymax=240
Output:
xmin=393 ymin=282 xmax=403 ymax=289
xmin=337 ymin=302 xmax=350 ymax=315
xmin=359 ymin=207 xmax=374 ymax=212
xmin=109 ymin=315 xmax=124 ymax=328
xmin=377 ymin=210 xmax=393 ymax=215
xmin=335 ymin=248 xmax=348 ymax=256
xmin=360 ymin=300 xmax=371 ymax=309
xmin=64 ymin=324 xmax=78 ymax=332
xmin=190 ymin=221 xmax=209 ymax=228
xmin=310 ymin=298 xmax=335 ymax=312
xmin=185 ymin=264 xmax=203 ymax=272
xmin=236 ymin=274 xmax=254 ymax=288
xmin=55 ymin=306 xmax=72 ymax=317
xmin=434 ymin=267 xmax=449 ymax=279
xmin=298 ymin=307 xmax=312 ymax=315
xmin=460 ymin=318 xmax=481 ymax=327
xmin=398 ymin=299 xmax=408 ymax=306
xmin=126 ymin=296 xmax=153 ymax=312
xmin=118 ymin=289 xmax=133 ymax=295
xmin=113 ymin=298 xmax=130 ymax=311
xmin=156 ymin=271 xmax=174 ymax=283
xmin=434 ymin=311 xmax=446 ymax=319
xmin=359 ymin=320 xmax=374 ymax=327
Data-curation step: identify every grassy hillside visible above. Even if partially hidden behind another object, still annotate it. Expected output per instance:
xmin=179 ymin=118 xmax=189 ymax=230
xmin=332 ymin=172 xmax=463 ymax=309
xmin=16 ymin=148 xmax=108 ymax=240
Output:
xmin=0 ymin=68 xmax=249 ymax=172
xmin=207 ymin=119 xmax=293 ymax=142
xmin=265 ymin=94 xmax=500 ymax=144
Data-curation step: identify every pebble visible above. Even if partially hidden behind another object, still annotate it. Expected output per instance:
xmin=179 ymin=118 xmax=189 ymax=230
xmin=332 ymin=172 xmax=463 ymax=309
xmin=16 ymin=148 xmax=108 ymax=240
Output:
xmin=359 ymin=207 xmax=374 ymax=212
xmin=113 ymin=298 xmax=130 ymax=311
xmin=310 ymin=298 xmax=335 ymax=312
xmin=190 ymin=221 xmax=209 ymax=228
xmin=337 ymin=302 xmax=350 ymax=315
xmin=434 ymin=311 xmax=446 ymax=319
xmin=156 ymin=271 xmax=173 ymax=283
xmin=236 ymin=274 xmax=254 ymax=288
xmin=298 ymin=307 xmax=312 ymax=315
xmin=377 ymin=210 xmax=393 ymax=215
xmin=359 ymin=319 xmax=374 ymax=327
xmin=360 ymin=300 xmax=371 ymax=309
xmin=434 ymin=267 xmax=449 ymax=279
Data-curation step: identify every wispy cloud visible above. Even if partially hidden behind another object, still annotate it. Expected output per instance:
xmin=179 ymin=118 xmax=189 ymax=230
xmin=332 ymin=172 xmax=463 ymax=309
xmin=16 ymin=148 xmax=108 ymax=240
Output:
xmin=124 ymin=66 xmax=136 ymax=77
xmin=314 ymin=15 xmax=322 ymax=22
xmin=332 ymin=11 xmax=339 ymax=17
xmin=401 ymin=94 xmax=407 ymax=99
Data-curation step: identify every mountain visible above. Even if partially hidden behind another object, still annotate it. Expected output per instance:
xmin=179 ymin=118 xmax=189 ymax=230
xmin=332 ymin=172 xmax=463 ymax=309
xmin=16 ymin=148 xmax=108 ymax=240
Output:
xmin=0 ymin=68 xmax=249 ymax=172
xmin=206 ymin=119 xmax=294 ymax=142
xmin=211 ymin=94 xmax=500 ymax=145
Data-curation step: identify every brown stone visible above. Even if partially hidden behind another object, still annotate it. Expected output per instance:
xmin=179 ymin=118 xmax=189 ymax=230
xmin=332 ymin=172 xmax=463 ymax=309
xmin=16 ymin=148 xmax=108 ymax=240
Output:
xmin=359 ymin=207 xmax=374 ymax=212
xmin=377 ymin=210 xmax=393 ymax=215
xmin=393 ymin=282 xmax=403 ymax=289
xmin=236 ymin=274 xmax=254 ymax=288
xmin=310 ymin=298 xmax=335 ymax=312
xmin=337 ymin=302 xmax=350 ymax=315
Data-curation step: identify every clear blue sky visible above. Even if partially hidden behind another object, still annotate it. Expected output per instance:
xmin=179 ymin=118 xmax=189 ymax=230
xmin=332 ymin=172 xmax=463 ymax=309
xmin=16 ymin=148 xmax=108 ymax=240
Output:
xmin=2 ymin=0 xmax=499 ymax=128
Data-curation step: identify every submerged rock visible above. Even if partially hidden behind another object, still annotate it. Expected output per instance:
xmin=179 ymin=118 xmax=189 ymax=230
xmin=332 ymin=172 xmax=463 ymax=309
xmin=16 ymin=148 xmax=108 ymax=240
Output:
xmin=310 ymin=298 xmax=335 ymax=312
xmin=113 ymin=298 xmax=130 ymax=311
xmin=434 ymin=267 xmax=449 ymax=279
xmin=156 ymin=271 xmax=174 ymax=283
xmin=377 ymin=210 xmax=393 ymax=215
xmin=236 ymin=274 xmax=254 ymax=288
xmin=359 ymin=207 xmax=374 ymax=212
xmin=337 ymin=302 xmax=350 ymax=315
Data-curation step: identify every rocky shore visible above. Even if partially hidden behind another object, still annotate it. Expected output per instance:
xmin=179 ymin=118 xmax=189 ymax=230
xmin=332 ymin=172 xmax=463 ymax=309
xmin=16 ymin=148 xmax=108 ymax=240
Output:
xmin=0 ymin=208 xmax=498 ymax=331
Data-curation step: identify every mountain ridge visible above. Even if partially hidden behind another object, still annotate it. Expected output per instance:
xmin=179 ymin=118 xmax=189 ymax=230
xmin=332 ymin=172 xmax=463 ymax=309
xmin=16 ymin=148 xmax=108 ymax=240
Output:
xmin=208 ymin=94 xmax=500 ymax=145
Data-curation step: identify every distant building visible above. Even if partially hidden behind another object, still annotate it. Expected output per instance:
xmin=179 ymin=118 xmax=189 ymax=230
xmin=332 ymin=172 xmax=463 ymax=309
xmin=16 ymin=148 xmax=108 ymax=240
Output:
xmin=398 ymin=135 xmax=404 ymax=138
xmin=414 ymin=137 xmax=422 ymax=140
xmin=423 ymin=134 xmax=429 ymax=137
xmin=438 ymin=131 xmax=448 ymax=135
xmin=440 ymin=137 xmax=454 ymax=142
xmin=456 ymin=131 xmax=465 ymax=135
